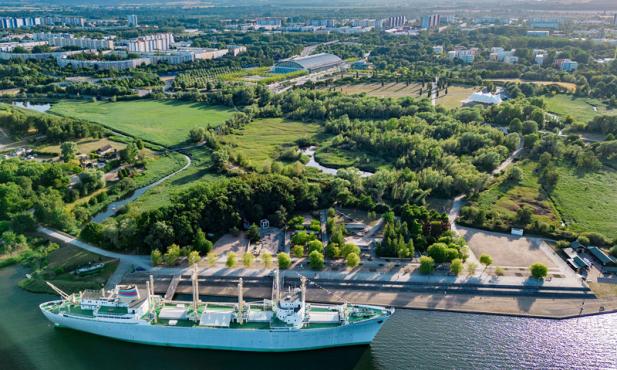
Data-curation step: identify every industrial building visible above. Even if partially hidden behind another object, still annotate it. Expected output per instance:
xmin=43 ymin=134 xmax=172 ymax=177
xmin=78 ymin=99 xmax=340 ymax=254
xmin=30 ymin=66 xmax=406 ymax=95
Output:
xmin=272 ymin=53 xmax=346 ymax=74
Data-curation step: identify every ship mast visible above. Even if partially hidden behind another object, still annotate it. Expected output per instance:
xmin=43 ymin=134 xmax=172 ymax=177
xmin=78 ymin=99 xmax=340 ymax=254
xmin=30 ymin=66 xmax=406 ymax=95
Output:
xmin=237 ymin=278 xmax=244 ymax=325
xmin=191 ymin=266 xmax=200 ymax=322
xmin=272 ymin=269 xmax=280 ymax=305
xmin=300 ymin=276 xmax=306 ymax=308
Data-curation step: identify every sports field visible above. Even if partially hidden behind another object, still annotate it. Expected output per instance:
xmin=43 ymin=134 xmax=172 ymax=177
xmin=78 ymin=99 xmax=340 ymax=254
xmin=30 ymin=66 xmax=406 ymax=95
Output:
xmin=50 ymin=100 xmax=236 ymax=147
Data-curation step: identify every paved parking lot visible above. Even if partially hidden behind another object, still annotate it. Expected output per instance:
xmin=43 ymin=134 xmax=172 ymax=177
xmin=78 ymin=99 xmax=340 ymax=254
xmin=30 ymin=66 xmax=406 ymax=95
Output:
xmin=459 ymin=227 xmax=557 ymax=269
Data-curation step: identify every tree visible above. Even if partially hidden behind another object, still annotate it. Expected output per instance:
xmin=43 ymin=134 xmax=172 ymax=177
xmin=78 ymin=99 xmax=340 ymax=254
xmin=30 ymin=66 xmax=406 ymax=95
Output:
xmin=226 ymin=252 xmax=237 ymax=268
xmin=516 ymin=206 xmax=533 ymax=226
xmin=340 ymin=243 xmax=360 ymax=258
xmin=120 ymin=142 xmax=139 ymax=164
xmin=193 ymin=228 xmax=213 ymax=254
xmin=151 ymin=249 xmax=162 ymax=265
xmin=306 ymin=240 xmax=323 ymax=254
xmin=243 ymin=252 xmax=254 ymax=267
xmin=247 ymin=223 xmax=260 ymax=243
xmin=278 ymin=252 xmax=292 ymax=269
xmin=419 ymin=256 xmax=435 ymax=274
xmin=164 ymin=244 xmax=181 ymax=265
xmin=346 ymin=252 xmax=360 ymax=268
xmin=479 ymin=254 xmax=493 ymax=273
xmin=608 ymin=245 xmax=617 ymax=258
xmin=292 ymin=245 xmax=304 ymax=258
xmin=325 ymin=242 xmax=341 ymax=259
xmin=60 ymin=141 xmax=77 ymax=162
xmin=206 ymin=252 xmax=217 ymax=267
xmin=529 ymin=263 xmax=548 ymax=279
xmin=188 ymin=250 xmax=201 ymax=266
xmin=308 ymin=250 xmax=325 ymax=270
xmin=189 ymin=127 xmax=205 ymax=143
xmin=508 ymin=166 xmax=523 ymax=183
xmin=467 ymin=261 xmax=478 ymax=275
xmin=261 ymin=251 xmax=273 ymax=268
xmin=449 ymin=258 xmax=463 ymax=275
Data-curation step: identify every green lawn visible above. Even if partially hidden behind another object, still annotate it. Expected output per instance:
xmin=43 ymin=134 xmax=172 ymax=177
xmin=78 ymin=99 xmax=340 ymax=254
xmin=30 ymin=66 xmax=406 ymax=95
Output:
xmin=551 ymin=166 xmax=617 ymax=239
xmin=314 ymin=145 xmax=391 ymax=172
xmin=221 ymin=118 xmax=322 ymax=168
xmin=474 ymin=160 xmax=561 ymax=228
xmin=544 ymin=95 xmax=617 ymax=124
xmin=129 ymin=147 xmax=221 ymax=211
xmin=50 ymin=100 xmax=236 ymax=147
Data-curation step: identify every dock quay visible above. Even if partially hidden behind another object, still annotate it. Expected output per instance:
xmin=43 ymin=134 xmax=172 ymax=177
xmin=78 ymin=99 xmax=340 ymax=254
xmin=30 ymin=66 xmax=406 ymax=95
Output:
xmin=120 ymin=271 xmax=617 ymax=319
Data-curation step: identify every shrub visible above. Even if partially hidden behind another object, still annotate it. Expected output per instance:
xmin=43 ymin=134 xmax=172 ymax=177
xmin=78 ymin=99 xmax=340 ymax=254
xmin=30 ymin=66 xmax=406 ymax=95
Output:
xmin=206 ymin=252 xmax=217 ymax=267
xmin=292 ymin=245 xmax=304 ymax=258
xmin=226 ymin=252 xmax=237 ymax=268
xmin=308 ymin=250 xmax=325 ymax=270
xmin=151 ymin=249 xmax=162 ymax=265
xmin=164 ymin=244 xmax=181 ymax=265
xmin=346 ymin=252 xmax=360 ymax=268
xmin=261 ymin=251 xmax=273 ymax=268
xmin=495 ymin=267 xmax=505 ymax=276
xmin=278 ymin=252 xmax=292 ymax=269
xmin=450 ymin=258 xmax=463 ymax=275
xmin=610 ymin=245 xmax=617 ymax=258
xmin=188 ymin=251 xmax=200 ymax=266
xmin=325 ymin=243 xmax=341 ymax=259
xmin=307 ymin=240 xmax=323 ymax=254
xmin=529 ymin=263 xmax=548 ymax=279
xmin=419 ymin=256 xmax=435 ymax=274
xmin=243 ymin=252 xmax=254 ymax=267
xmin=340 ymin=243 xmax=360 ymax=259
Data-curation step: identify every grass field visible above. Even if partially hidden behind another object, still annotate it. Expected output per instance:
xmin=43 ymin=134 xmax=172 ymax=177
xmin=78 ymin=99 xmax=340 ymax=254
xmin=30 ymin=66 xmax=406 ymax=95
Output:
xmin=544 ymin=95 xmax=617 ymax=124
xmin=221 ymin=118 xmax=322 ymax=168
xmin=551 ymin=166 xmax=617 ymax=239
xmin=334 ymin=83 xmax=476 ymax=109
xmin=37 ymin=137 xmax=126 ymax=155
xmin=314 ymin=145 xmax=391 ymax=172
xmin=474 ymin=160 xmax=561 ymax=228
xmin=435 ymin=86 xmax=478 ymax=109
xmin=19 ymin=245 xmax=117 ymax=294
xmin=129 ymin=147 xmax=221 ymax=211
xmin=50 ymin=100 xmax=236 ymax=147
xmin=487 ymin=79 xmax=577 ymax=92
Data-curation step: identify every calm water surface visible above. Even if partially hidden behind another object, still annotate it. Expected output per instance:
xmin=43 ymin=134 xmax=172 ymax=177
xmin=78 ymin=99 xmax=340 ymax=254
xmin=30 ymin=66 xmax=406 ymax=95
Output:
xmin=1 ymin=265 xmax=616 ymax=370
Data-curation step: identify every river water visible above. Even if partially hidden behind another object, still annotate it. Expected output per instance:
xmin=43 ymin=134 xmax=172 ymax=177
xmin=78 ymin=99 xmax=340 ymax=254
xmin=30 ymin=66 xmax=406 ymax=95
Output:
xmin=1 ymin=265 xmax=616 ymax=370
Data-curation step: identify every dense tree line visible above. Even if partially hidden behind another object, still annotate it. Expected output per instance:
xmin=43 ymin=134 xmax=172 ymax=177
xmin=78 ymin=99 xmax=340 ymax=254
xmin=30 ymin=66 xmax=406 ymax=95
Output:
xmin=0 ymin=105 xmax=103 ymax=141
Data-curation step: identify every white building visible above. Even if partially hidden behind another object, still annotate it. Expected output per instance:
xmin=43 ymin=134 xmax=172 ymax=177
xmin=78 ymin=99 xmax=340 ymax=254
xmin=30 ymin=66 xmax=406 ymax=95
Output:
xmin=34 ymin=33 xmax=114 ymax=50
xmin=127 ymin=33 xmax=174 ymax=53
xmin=462 ymin=91 xmax=503 ymax=106
xmin=127 ymin=15 xmax=138 ymax=27
xmin=489 ymin=47 xmax=518 ymax=64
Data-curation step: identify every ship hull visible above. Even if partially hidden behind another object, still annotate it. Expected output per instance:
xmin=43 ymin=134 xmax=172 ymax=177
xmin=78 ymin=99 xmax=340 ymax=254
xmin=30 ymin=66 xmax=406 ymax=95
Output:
xmin=41 ymin=302 xmax=390 ymax=352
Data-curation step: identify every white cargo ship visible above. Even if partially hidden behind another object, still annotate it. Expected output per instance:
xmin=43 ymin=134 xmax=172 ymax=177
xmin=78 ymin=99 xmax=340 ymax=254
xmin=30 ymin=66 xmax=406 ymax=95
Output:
xmin=40 ymin=271 xmax=393 ymax=352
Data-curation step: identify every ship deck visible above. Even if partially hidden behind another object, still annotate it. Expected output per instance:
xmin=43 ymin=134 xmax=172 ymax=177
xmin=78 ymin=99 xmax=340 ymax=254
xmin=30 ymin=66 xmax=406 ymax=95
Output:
xmin=43 ymin=300 xmax=389 ymax=330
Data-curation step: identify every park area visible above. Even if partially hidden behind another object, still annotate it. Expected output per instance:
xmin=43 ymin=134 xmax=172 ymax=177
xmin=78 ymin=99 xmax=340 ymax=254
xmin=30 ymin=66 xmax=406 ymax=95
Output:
xmin=551 ymin=166 xmax=617 ymax=239
xmin=333 ymin=82 xmax=477 ymax=109
xmin=50 ymin=100 xmax=236 ymax=147
xmin=471 ymin=159 xmax=617 ymax=240
xmin=221 ymin=118 xmax=322 ymax=168
xmin=544 ymin=95 xmax=617 ymax=124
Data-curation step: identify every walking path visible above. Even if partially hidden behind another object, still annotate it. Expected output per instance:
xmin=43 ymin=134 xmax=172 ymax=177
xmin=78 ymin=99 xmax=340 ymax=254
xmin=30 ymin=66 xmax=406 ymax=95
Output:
xmin=92 ymin=152 xmax=191 ymax=223
xmin=38 ymin=226 xmax=151 ymax=270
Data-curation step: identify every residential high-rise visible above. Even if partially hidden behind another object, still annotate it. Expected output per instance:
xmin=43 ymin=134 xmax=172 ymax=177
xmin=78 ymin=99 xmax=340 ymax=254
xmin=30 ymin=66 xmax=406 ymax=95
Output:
xmin=0 ymin=17 xmax=41 ymax=29
xmin=127 ymin=33 xmax=174 ymax=52
xmin=41 ymin=16 xmax=85 ymax=27
xmin=128 ymin=15 xmax=138 ymax=27
xmin=384 ymin=16 xmax=407 ymax=29
xmin=421 ymin=14 xmax=441 ymax=30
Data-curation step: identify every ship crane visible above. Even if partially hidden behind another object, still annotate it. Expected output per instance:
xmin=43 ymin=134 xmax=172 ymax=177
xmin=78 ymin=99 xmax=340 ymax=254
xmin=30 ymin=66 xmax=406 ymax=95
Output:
xmin=46 ymin=281 xmax=75 ymax=303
